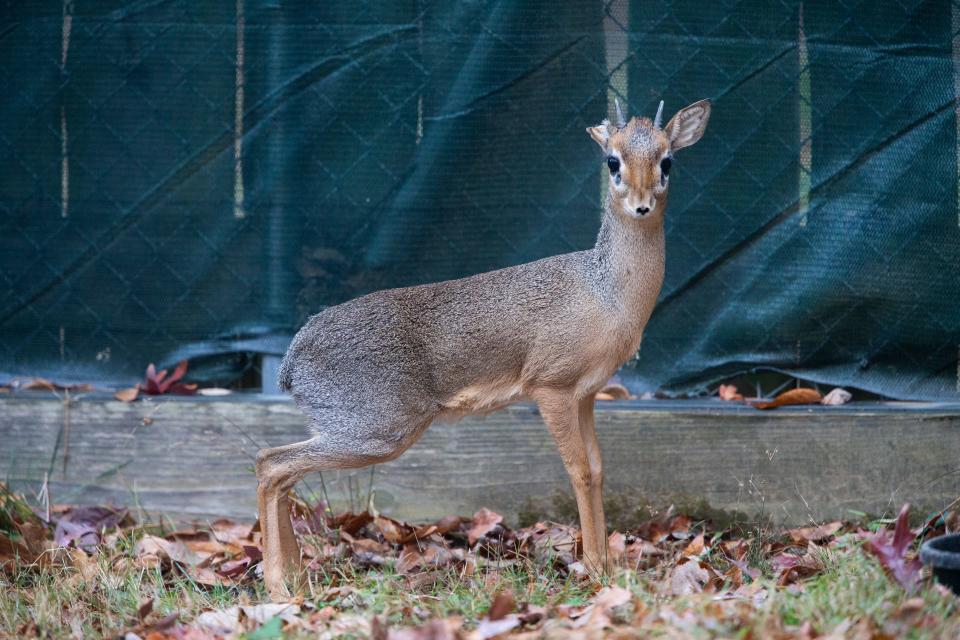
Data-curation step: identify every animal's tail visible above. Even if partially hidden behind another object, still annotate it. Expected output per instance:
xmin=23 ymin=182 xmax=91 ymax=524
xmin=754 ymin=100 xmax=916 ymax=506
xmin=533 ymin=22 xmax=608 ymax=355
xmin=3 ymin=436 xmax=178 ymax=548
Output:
xmin=276 ymin=349 xmax=295 ymax=393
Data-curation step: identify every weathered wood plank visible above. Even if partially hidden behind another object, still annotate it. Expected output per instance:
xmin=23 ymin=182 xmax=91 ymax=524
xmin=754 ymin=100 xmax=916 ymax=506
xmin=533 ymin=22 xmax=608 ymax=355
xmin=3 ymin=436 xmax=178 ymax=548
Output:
xmin=2 ymin=393 xmax=958 ymax=526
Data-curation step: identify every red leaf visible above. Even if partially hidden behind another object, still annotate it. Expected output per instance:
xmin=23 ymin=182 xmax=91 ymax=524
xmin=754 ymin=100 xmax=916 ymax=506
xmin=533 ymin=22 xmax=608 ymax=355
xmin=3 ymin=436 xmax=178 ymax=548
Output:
xmin=167 ymin=360 xmax=189 ymax=385
xmin=860 ymin=503 xmax=922 ymax=590
xmin=143 ymin=364 xmax=163 ymax=394
xmin=168 ymin=382 xmax=198 ymax=396
xmin=141 ymin=361 xmax=193 ymax=395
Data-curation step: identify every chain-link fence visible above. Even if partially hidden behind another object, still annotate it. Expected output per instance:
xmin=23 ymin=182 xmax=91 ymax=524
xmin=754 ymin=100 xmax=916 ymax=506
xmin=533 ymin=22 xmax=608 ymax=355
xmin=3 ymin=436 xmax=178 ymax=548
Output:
xmin=1 ymin=0 xmax=958 ymax=399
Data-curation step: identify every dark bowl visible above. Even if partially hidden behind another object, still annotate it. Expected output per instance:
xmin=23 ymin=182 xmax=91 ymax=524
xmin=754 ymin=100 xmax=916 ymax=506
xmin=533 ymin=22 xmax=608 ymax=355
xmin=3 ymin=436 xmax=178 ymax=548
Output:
xmin=920 ymin=533 xmax=960 ymax=594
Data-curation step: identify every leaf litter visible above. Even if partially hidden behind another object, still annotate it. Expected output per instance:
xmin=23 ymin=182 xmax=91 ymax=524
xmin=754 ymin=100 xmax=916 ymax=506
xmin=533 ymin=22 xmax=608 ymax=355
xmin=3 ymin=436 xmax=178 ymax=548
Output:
xmin=1 ymin=483 xmax=958 ymax=639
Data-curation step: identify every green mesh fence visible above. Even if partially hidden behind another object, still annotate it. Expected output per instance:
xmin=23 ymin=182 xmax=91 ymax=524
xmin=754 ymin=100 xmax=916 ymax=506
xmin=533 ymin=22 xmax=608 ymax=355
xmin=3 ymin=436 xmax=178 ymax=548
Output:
xmin=1 ymin=0 xmax=958 ymax=399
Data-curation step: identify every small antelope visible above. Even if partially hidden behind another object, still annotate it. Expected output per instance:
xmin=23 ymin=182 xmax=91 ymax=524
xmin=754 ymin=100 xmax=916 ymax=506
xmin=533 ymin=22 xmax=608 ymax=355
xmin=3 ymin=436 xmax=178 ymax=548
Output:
xmin=257 ymin=98 xmax=711 ymax=599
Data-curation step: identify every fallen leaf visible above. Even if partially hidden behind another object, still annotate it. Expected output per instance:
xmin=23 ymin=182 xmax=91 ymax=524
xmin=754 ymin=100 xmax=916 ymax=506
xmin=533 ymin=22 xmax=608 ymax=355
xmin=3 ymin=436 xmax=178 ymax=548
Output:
xmin=375 ymin=515 xmax=414 ymax=544
xmin=682 ymin=533 xmax=706 ymax=557
xmin=134 ymin=535 xmax=199 ymax=567
xmin=195 ymin=603 xmax=300 ymax=635
xmin=597 ymin=381 xmax=634 ymax=401
xmin=137 ymin=597 xmax=154 ymax=621
xmin=718 ymin=384 xmax=744 ymax=401
xmin=21 ymin=378 xmax=93 ymax=392
xmin=468 ymin=508 xmax=503 ymax=546
xmin=475 ymin=616 xmax=520 ymax=639
xmin=114 ymin=386 xmax=140 ymax=402
xmin=751 ymin=387 xmax=822 ymax=410
xmin=773 ymin=543 xmax=827 ymax=585
xmin=487 ymin=591 xmax=515 ymax=620
xmin=821 ymin=387 xmax=852 ymax=406
xmin=787 ymin=521 xmax=843 ymax=545
xmin=669 ymin=559 xmax=710 ymax=595
xmin=860 ymin=503 xmax=922 ymax=590
xmin=608 ymin=531 xmax=626 ymax=563
xmin=397 ymin=541 xmax=456 ymax=574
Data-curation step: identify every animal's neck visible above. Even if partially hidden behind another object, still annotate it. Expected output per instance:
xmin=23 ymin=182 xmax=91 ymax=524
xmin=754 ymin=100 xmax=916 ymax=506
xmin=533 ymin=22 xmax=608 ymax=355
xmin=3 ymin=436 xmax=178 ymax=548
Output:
xmin=590 ymin=196 xmax=666 ymax=321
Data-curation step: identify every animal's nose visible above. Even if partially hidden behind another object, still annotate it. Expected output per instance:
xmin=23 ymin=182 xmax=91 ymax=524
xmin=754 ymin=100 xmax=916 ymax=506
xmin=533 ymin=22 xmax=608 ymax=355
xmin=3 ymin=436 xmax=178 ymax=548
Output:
xmin=636 ymin=206 xmax=650 ymax=215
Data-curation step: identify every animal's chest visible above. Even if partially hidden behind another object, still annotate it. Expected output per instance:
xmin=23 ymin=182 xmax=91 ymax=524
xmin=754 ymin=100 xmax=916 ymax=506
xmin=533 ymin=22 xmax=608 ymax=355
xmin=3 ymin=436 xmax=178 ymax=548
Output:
xmin=575 ymin=324 xmax=643 ymax=394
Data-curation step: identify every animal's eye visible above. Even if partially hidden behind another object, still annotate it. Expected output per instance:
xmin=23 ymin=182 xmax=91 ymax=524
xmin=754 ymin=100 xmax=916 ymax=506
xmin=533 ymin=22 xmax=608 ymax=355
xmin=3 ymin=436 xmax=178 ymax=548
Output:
xmin=607 ymin=156 xmax=620 ymax=173
xmin=660 ymin=157 xmax=672 ymax=177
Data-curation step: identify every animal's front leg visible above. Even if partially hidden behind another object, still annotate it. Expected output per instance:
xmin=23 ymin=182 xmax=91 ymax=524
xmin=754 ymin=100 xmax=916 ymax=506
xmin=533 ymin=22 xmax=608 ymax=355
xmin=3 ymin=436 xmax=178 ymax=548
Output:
xmin=537 ymin=390 xmax=609 ymax=578
xmin=578 ymin=394 xmax=611 ymax=573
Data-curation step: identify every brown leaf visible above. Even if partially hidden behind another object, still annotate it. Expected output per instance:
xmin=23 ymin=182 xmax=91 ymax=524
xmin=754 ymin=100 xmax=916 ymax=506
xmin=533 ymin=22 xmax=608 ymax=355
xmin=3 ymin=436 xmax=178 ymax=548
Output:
xmin=396 ymin=541 xmax=456 ymax=574
xmin=773 ymin=543 xmax=827 ymax=585
xmin=431 ymin=515 xmax=463 ymax=536
xmin=517 ymin=522 xmax=580 ymax=566
xmin=751 ymin=387 xmax=822 ymax=410
xmin=487 ymin=591 xmax=515 ymax=621
xmin=682 ymin=533 xmax=706 ymax=557
xmin=624 ymin=538 xmax=663 ymax=569
xmin=332 ymin=511 xmax=373 ymax=536
xmin=210 ymin=519 xmax=253 ymax=546
xmin=787 ymin=521 xmax=843 ymax=545
xmin=21 ymin=378 xmax=93 ymax=392
xmin=608 ymin=531 xmax=626 ymax=564
xmin=468 ymin=508 xmax=503 ymax=546
xmin=669 ymin=559 xmax=710 ymax=595
xmin=374 ymin=515 xmax=414 ymax=544
xmin=134 ymin=535 xmax=198 ymax=567
xmin=137 ymin=597 xmax=154 ymax=621
xmin=114 ymin=386 xmax=140 ymax=402
xmin=597 ymin=381 xmax=633 ymax=400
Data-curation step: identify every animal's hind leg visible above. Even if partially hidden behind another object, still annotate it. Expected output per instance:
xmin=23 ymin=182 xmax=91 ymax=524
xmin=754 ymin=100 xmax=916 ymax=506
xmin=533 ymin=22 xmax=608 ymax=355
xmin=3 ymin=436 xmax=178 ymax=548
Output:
xmin=255 ymin=435 xmax=418 ymax=601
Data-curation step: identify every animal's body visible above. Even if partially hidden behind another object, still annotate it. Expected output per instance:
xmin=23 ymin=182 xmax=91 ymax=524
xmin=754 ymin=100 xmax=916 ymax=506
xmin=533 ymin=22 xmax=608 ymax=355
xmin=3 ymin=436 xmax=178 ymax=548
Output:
xmin=257 ymin=98 xmax=711 ymax=600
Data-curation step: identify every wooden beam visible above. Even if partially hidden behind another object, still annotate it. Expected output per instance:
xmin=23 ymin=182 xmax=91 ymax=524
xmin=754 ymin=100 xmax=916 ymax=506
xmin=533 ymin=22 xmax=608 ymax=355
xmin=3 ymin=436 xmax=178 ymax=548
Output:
xmin=2 ymin=393 xmax=958 ymax=526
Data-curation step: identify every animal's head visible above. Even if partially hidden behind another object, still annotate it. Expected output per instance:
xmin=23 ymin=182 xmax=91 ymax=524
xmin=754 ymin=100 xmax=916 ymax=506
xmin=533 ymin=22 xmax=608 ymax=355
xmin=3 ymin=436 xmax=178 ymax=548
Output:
xmin=587 ymin=98 xmax=710 ymax=221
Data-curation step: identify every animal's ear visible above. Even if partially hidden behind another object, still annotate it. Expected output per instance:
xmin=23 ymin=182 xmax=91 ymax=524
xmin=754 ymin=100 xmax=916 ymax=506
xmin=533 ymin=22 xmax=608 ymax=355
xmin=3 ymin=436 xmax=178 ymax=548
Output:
xmin=586 ymin=119 xmax=612 ymax=149
xmin=665 ymin=99 xmax=711 ymax=151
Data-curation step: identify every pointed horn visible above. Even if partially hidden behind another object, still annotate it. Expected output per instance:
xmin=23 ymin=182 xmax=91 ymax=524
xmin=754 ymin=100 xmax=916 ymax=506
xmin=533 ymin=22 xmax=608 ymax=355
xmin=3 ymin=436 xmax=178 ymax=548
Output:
xmin=614 ymin=98 xmax=626 ymax=128
xmin=654 ymin=100 xmax=664 ymax=129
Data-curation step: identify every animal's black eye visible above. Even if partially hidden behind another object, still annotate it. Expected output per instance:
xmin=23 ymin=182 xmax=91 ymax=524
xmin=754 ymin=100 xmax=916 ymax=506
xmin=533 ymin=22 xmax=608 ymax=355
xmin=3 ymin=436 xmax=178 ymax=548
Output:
xmin=660 ymin=157 xmax=672 ymax=177
xmin=607 ymin=156 xmax=620 ymax=174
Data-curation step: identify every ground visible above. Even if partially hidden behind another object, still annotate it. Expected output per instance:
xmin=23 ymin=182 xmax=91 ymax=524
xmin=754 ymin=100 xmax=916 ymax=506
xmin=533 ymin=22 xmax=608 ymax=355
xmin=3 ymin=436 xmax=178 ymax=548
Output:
xmin=1 ymin=485 xmax=958 ymax=639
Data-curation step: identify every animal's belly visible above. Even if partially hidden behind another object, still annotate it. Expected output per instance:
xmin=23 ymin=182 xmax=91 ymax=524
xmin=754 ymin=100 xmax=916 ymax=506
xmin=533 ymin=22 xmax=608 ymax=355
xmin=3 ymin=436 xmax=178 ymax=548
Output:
xmin=441 ymin=377 xmax=526 ymax=416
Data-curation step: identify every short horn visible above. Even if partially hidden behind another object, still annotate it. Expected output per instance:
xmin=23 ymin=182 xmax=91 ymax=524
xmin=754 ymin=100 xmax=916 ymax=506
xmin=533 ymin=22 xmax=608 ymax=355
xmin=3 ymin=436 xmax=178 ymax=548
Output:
xmin=614 ymin=98 xmax=626 ymax=128
xmin=654 ymin=100 xmax=664 ymax=129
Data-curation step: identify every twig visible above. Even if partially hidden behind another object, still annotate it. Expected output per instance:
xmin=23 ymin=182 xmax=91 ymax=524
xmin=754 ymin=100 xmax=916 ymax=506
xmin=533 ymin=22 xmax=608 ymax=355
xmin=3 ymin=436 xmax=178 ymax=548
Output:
xmin=61 ymin=389 xmax=71 ymax=475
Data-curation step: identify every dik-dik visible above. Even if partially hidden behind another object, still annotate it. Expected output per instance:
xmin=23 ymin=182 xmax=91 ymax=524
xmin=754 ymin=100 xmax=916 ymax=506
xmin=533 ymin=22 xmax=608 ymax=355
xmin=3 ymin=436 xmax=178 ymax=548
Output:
xmin=257 ymin=98 xmax=711 ymax=599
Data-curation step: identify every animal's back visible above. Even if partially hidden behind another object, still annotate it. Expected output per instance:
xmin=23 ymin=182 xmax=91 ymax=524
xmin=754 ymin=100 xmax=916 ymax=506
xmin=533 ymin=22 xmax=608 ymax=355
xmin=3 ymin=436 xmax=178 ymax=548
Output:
xmin=278 ymin=251 xmax=599 ymax=427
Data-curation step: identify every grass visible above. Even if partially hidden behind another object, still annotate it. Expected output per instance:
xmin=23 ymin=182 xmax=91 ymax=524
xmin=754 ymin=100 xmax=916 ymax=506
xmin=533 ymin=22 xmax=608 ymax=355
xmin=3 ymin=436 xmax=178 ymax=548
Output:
xmin=1 ymin=490 xmax=959 ymax=638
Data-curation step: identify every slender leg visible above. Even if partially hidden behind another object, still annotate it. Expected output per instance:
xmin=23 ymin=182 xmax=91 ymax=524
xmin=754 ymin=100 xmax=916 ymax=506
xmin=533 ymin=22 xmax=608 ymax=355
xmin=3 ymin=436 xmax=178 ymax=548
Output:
xmin=578 ymin=394 xmax=611 ymax=573
xmin=255 ymin=433 xmax=423 ymax=601
xmin=536 ymin=390 xmax=609 ymax=577
xmin=256 ymin=438 xmax=375 ymax=601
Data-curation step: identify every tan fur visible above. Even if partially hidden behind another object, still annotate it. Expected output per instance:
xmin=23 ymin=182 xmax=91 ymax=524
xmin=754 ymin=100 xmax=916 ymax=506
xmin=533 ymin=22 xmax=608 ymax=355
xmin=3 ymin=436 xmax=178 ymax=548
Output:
xmin=256 ymin=99 xmax=711 ymax=600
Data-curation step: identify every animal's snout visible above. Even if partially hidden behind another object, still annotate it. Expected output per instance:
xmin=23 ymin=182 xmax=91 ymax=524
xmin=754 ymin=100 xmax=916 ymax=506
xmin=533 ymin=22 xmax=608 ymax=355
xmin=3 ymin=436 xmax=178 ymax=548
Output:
xmin=635 ymin=206 xmax=650 ymax=215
